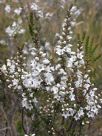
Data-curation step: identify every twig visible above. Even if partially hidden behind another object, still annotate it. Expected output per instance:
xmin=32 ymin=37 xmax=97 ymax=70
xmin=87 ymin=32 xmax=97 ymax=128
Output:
xmin=0 ymin=127 xmax=11 ymax=132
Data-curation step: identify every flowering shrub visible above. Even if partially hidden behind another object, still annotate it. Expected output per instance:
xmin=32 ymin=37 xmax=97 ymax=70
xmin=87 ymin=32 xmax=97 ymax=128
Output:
xmin=0 ymin=1 xmax=102 ymax=136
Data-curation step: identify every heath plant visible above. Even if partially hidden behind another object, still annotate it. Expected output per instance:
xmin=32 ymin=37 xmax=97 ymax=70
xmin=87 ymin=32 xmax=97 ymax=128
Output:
xmin=0 ymin=1 xmax=102 ymax=136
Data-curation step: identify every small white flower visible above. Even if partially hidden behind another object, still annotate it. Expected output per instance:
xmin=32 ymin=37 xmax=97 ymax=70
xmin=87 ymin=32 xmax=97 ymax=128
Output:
xmin=51 ymin=86 xmax=58 ymax=94
xmin=32 ymin=134 xmax=35 ymax=136
xmin=45 ymin=12 xmax=53 ymax=19
xmin=19 ymin=29 xmax=25 ymax=34
xmin=1 ymin=64 xmax=7 ymax=72
xmin=69 ymin=92 xmax=75 ymax=101
xmin=56 ymin=46 xmax=64 ymax=55
xmin=43 ymin=59 xmax=50 ymax=65
xmin=44 ymin=72 xmax=54 ymax=85
xmin=0 ymin=40 xmax=6 ymax=45
xmin=70 ymin=6 xmax=77 ymax=13
xmin=5 ymin=5 xmax=11 ymax=13
xmin=31 ymin=3 xmax=39 ymax=11
xmin=12 ymin=79 xmax=18 ymax=86
xmin=14 ymin=7 xmax=22 ymax=15
xmin=5 ymin=26 xmax=14 ymax=37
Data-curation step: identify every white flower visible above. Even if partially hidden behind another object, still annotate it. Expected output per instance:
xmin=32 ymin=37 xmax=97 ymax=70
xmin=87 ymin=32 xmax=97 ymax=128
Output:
xmin=63 ymin=46 xmax=71 ymax=53
xmin=71 ymin=21 xmax=76 ymax=26
xmin=18 ymin=29 xmax=25 ymax=34
xmin=75 ymin=70 xmax=83 ymax=88
xmin=56 ymin=46 xmax=64 ymax=55
xmin=44 ymin=72 xmax=54 ymax=85
xmin=24 ymin=134 xmax=35 ymax=136
xmin=74 ymin=10 xmax=81 ymax=16
xmin=1 ymin=64 xmax=7 ymax=72
xmin=5 ymin=26 xmax=14 ymax=37
xmin=77 ymin=52 xmax=83 ymax=59
xmin=1 ymin=3 xmax=101 ymax=123
xmin=5 ymin=21 xmax=25 ymax=37
xmin=84 ymin=83 xmax=90 ymax=90
xmin=62 ymin=108 xmax=75 ymax=118
xmin=14 ymin=7 xmax=22 ymax=15
xmin=51 ymin=86 xmax=58 ymax=94
xmin=69 ymin=92 xmax=75 ymax=101
xmin=12 ymin=79 xmax=18 ymax=86
xmin=70 ymin=6 xmax=77 ymax=13
xmin=31 ymin=3 xmax=39 ymax=11
xmin=87 ymin=111 xmax=95 ymax=118
xmin=45 ymin=12 xmax=53 ymax=19
xmin=32 ymin=134 xmax=35 ymax=136
xmin=37 ymin=10 xmax=43 ymax=18
xmin=0 ymin=40 xmax=6 ymax=45
xmin=36 ymin=63 xmax=44 ymax=72
xmin=43 ymin=59 xmax=50 ymax=65
xmin=5 ymin=5 xmax=11 ymax=13
xmin=22 ymin=97 xmax=33 ymax=110
xmin=23 ymin=76 xmax=41 ymax=88
xmin=67 ymin=35 xmax=72 ymax=40
xmin=55 ymin=33 xmax=60 ymax=37
xmin=74 ymin=108 xmax=84 ymax=120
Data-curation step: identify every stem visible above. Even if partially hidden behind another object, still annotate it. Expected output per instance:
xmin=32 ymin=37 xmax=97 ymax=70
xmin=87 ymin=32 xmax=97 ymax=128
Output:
xmin=21 ymin=108 xmax=27 ymax=134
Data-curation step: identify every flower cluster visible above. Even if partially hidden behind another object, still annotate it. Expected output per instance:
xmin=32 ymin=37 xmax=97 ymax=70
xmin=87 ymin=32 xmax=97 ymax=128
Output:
xmin=0 ymin=4 xmax=102 ymax=136
xmin=3 ymin=1 xmax=54 ymax=39
xmin=5 ymin=20 xmax=25 ymax=37
xmin=54 ymin=6 xmax=102 ymax=122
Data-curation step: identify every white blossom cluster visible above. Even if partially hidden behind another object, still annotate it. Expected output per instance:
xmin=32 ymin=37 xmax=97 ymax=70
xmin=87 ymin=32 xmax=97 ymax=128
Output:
xmin=5 ymin=4 xmax=22 ymax=15
xmin=54 ymin=6 xmax=102 ymax=121
xmin=30 ymin=2 xmax=43 ymax=18
xmin=1 ymin=52 xmax=25 ymax=91
xmin=1 ymin=5 xmax=102 ymax=128
xmin=55 ymin=6 xmax=81 ymax=69
xmin=2 ymin=3 xmax=25 ymax=38
xmin=5 ymin=19 xmax=25 ymax=37
xmin=30 ymin=2 xmax=53 ymax=19
xmin=60 ymin=43 xmax=102 ymax=121
xmin=3 ymin=1 xmax=54 ymax=38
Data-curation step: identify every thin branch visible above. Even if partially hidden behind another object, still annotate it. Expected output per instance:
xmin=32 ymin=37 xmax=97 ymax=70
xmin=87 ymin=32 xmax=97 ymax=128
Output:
xmin=0 ymin=127 xmax=11 ymax=132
